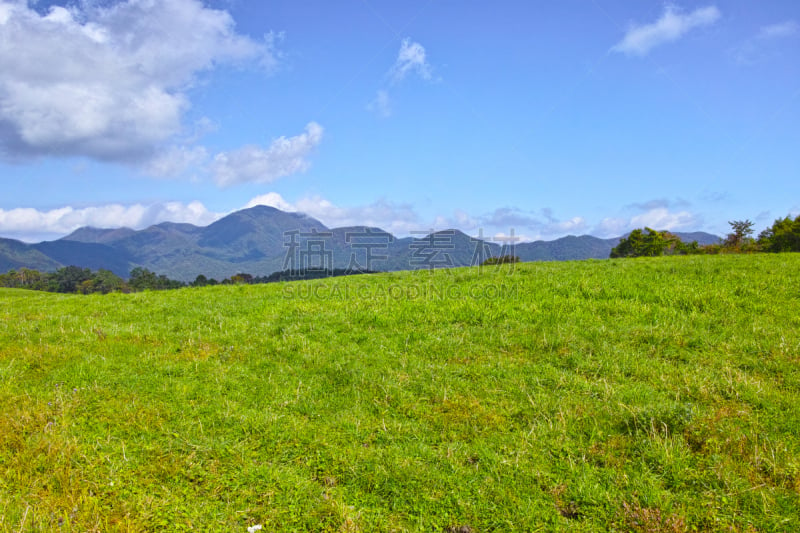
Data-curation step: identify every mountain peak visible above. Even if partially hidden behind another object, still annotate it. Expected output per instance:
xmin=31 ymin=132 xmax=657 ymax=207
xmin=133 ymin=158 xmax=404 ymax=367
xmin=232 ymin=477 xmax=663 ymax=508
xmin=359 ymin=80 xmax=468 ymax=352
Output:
xmin=62 ymin=226 xmax=137 ymax=244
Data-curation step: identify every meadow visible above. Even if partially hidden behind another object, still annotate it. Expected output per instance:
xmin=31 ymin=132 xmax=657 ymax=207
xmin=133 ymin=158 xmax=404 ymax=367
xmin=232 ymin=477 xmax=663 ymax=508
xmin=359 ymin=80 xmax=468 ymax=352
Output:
xmin=1 ymin=254 xmax=799 ymax=532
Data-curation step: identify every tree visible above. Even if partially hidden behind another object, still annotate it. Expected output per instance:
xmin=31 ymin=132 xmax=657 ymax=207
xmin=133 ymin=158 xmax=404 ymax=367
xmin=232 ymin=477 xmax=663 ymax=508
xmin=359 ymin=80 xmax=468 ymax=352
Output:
xmin=611 ymin=228 xmax=667 ymax=258
xmin=758 ymin=215 xmax=800 ymax=252
xmin=89 ymin=269 xmax=125 ymax=294
xmin=128 ymin=267 xmax=183 ymax=291
xmin=230 ymin=273 xmax=254 ymax=284
xmin=129 ymin=267 xmax=159 ymax=291
xmin=724 ymin=220 xmax=756 ymax=251
xmin=610 ymin=228 xmax=701 ymax=258
xmin=192 ymin=274 xmax=209 ymax=287
xmin=50 ymin=266 xmax=92 ymax=293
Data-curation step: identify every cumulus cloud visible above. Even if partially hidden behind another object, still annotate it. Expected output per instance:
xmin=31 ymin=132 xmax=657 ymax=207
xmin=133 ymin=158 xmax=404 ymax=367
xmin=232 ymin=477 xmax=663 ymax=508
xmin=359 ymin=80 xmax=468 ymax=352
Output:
xmin=293 ymin=196 xmax=421 ymax=235
xmin=0 ymin=0 xmax=275 ymax=163
xmin=0 ymin=193 xmax=422 ymax=242
xmin=4 ymin=192 xmax=703 ymax=245
xmin=244 ymin=192 xmax=296 ymax=212
xmin=629 ymin=207 xmax=698 ymax=229
xmin=611 ymin=5 xmax=721 ymax=56
xmin=0 ymin=201 xmax=222 ymax=241
xmin=550 ymin=216 xmax=589 ymax=234
xmin=390 ymin=38 xmax=433 ymax=82
xmin=594 ymin=207 xmax=701 ymax=238
xmin=211 ymin=122 xmax=323 ymax=186
xmin=476 ymin=207 xmax=588 ymax=240
xmin=245 ymin=193 xmax=458 ymax=237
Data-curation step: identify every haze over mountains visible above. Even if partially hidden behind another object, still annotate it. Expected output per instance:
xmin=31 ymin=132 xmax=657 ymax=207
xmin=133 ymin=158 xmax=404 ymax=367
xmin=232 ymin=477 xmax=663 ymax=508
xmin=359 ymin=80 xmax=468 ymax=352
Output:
xmin=0 ymin=206 xmax=721 ymax=281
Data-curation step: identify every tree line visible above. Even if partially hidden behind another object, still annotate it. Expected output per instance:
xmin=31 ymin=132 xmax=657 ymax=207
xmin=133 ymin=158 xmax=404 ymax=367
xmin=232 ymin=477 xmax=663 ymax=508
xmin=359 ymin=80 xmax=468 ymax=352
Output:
xmin=0 ymin=265 xmax=376 ymax=295
xmin=610 ymin=214 xmax=800 ymax=258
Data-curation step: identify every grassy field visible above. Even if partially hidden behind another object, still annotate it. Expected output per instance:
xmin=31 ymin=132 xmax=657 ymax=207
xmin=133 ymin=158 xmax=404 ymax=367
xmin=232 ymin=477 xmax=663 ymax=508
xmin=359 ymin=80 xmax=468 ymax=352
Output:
xmin=1 ymin=254 xmax=799 ymax=532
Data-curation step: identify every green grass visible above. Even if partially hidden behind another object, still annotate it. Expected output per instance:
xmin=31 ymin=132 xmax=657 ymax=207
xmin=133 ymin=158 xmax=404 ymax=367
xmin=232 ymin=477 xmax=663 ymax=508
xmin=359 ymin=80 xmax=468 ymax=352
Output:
xmin=1 ymin=254 xmax=799 ymax=532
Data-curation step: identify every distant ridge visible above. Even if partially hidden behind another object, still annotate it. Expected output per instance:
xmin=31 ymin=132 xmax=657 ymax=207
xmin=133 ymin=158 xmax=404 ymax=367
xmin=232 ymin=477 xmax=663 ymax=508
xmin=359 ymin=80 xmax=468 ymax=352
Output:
xmin=0 ymin=206 xmax=722 ymax=281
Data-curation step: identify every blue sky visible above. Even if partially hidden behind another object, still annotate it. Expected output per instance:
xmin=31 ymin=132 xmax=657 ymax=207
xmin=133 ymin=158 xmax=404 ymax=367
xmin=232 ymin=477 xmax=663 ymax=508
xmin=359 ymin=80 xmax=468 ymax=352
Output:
xmin=0 ymin=0 xmax=798 ymax=242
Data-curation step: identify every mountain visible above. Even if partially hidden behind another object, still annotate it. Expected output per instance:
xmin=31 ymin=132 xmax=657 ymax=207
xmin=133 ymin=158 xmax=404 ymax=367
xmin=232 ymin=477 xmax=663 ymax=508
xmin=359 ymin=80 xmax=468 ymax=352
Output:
xmin=671 ymin=232 xmax=721 ymax=246
xmin=0 ymin=238 xmax=63 ymax=272
xmin=63 ymin=226 xmax=138 ymax=244
xmin=516 ymin=235 xmax=620 ymax=262
xmin=0 ymin=207 xmax=723 ymax=281
xmin=31 ymin=241 xmax=136 ymax=276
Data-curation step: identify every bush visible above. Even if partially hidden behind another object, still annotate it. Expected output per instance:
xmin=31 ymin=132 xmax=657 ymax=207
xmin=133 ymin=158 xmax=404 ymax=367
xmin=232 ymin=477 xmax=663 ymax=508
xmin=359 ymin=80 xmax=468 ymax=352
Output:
xmin=482 ymin=255 xmax=520 ymax=266
xmin=758 ymin=215 xmax=800 ymax=252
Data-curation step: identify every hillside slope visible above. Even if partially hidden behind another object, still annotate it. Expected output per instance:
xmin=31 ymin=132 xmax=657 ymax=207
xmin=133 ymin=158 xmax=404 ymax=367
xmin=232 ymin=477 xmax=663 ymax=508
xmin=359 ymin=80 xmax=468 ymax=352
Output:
xmin=1 ymin=254 xmax=797 ymax=530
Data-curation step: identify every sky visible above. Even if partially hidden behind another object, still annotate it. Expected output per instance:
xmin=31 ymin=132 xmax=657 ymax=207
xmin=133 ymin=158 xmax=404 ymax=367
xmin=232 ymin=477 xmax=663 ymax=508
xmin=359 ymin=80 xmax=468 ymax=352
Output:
xmin=0 ymin=0 xmax=798 ymax=243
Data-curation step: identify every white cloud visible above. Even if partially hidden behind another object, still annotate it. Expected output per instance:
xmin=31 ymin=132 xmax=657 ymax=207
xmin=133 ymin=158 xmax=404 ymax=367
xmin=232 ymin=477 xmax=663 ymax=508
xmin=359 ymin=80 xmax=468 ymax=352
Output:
xmin=293 ymin=196 xmax=421 ymax=235
xmin=476 ymin=207 xmax=588 ymax=240
xmin=611 ymin=5 xmax=721 ymax=56
xmin=595 ymin=217 xmax=630 ymax=238
xmin=0 ymin=3 xmax=13 ymax=25
xmin=733 ymin=20 xmax=798 ymax=65
xmin=390 ymin=38 xmax=432 ymax=82
xmin=369 ymin=38 xmax=434 ymax=118
xmin=211 ymin=122 xmax=323 ymax=186
xmin=759 ymin=21 xmax=799 ymax=39
xmin=630 ymin=207 xmax=697 ymax=229
xmin=367 ymin=90 xmax=392 ymax=118
xmin=144 ymin=145 xmax=209 ymax=178
xmin=244 ymin=192 xmax=296 ymax=212
xmin=483 ymin=208 xmax=541 ymax=230
xmin=0 ymin=201 xmax=223 ymax=241
xmin=0 ymin=193 xmax=703 ymax=245
xmin=550 ymin=216 xmax=588 ymax=234
xmin=594 ymin=207 xmax=701 ymax=238
xmin=492 ymin=231 xmax=530 ymax=244
xmin=0 ymin=193 xmax=421 ymax=242
xmin=0 ymin=0 xmax=275 ymax=163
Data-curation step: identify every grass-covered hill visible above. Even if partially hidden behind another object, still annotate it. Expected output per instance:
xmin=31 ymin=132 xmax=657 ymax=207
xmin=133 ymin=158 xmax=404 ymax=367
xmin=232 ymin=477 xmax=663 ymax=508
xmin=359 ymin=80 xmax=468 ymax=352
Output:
xmin=1 ymin=254 xmax=798 ymax=531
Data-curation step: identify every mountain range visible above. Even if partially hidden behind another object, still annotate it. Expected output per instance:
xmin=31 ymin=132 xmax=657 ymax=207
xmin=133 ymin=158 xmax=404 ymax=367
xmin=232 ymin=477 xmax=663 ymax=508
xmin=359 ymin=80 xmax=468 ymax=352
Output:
xmin=0 ymin=206 xmax=721 ymax=281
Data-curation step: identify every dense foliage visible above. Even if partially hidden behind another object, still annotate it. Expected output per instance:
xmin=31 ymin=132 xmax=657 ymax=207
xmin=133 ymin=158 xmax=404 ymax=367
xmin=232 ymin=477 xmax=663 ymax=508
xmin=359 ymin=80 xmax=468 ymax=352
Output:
xmin=0 ymin=266 xmax=125 ymax=294
xmin=0 ymin=266 xmax=378 ymax=294
xmin=612 ymin=214 xmax=800 ymax=258
xmin=759 ymin=214 xmax=800 ymax=252
xmin=610 ymin=228 xmax=699 ymax=258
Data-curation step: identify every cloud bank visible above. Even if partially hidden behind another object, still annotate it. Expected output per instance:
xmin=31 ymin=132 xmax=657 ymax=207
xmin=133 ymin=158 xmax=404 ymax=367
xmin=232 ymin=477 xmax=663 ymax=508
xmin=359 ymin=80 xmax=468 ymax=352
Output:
xmin=0 ymin=201 xmax=222 ymax=241
xmin=611 ymin=5 xmax=721 ymax=56
xmin=0 ymin=194 xmax=704 ymax=244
